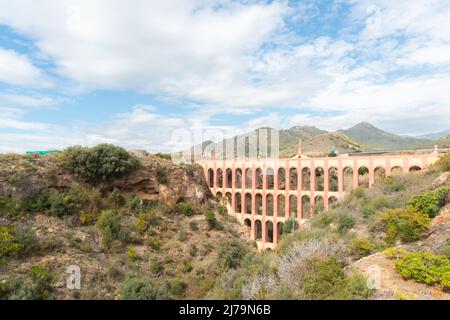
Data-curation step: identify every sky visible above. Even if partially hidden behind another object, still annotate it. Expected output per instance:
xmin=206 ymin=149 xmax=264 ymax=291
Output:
xmin=0 ymin=0 xmax=450 ymax=153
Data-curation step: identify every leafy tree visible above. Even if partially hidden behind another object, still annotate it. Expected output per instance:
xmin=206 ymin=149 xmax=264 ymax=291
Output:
xmin=61 ymin=144 xmax=140 ymax=184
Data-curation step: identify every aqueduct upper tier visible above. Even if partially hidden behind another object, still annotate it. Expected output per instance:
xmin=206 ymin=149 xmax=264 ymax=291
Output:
xmin=200 ymin=148 xmax=441 ymax=250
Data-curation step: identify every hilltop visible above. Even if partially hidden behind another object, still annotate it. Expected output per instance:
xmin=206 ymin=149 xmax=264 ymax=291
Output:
xmin=181 ymin=122 xmax=445 ymax=160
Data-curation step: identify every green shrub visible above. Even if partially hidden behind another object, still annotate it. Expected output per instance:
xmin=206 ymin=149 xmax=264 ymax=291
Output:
xmin=361 ymin=205 xmax=376 ymax=218
xmin=3 ymin=265 xmax=54 ymax=300
xmin=350 ymin=187 xmax=365 ymax=200
xmin=188 ymin=244 xmax=197 ymax=257
xmin=408 ymin=186 xmax=450 ymax=218
xmin=349 ymin=238 xmax=373 ymax=259
xmin=182 ymin=260 xmax=193 ymax=273
xmin=178 ymin=228 xmax=186 ymax=241
xmin=189 ymin=220 xmax=198 ymax=231
xmin=313 ymin=213 xmax=333 ymax=228
xmin=12 ymin=226 xmax=40 ymax=255
xmin=0 ymin=226 xmax=23 ymax=258
xmin=380 ymin=207 xmax=431 ymax=243
xmin=0 ymin=195 xmax=23 ymax=217
xmin=283 ymin=218 xmax=298 ymax=234
xmin=96 ymin=210 xmax=128 ymax=249
xmin=217 ymin=204 xmax=227 ymax=215
xmin=155 ymin=166 xmax=167 ymax=184
xmin=383 ymin=176 xmax=406 ymax=194
xmin=120 ymin=276 xmax=170 ymax=300
xmin=177 ymin=202 xmax=197 ymax=217
xmin=126 ymin=248 xmax=140 ymax=262
xmin=150 ymin=257 xmax=164 ymax=275
xmin=205 ymin=211 xmax=218 ymax=230
xmin=145 ymin=237 xmax=160 ymax=251
xmin=395 ymin=251 xmax=450 ymax=289
xmin=61 ymin=144 xmax=140 ymax=184
xmin=337 ymin=214 xmax=355 ymax=233
xmin=435 ymin=153 xmax=450 ymax=172
xmin=216 ymin=239 xmax=248 ymax=272
xmin=136 ymin=211 xmax=159 ymax=234
xmin=169 ymin=279 xmax=186 ymax=297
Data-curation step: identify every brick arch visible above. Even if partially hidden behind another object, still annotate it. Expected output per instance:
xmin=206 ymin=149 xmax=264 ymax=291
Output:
xmin=226 ymin=168 xmax=232 ymax=188
xmin=302 ymin=195 xmax=310 ymax=219
xmin=314 ymin=195 xmax=324 ymax=214
xmin=315 ymin=167 xmax=324 ymax=191
xmin=235 ymin=193 xmax=242 ymax=213
xmin=207 ymin=168 xmax=214 ymax=188
xmin=266 ymin=167 xmax=274 ymax=190
xmin=277 ymin=194 xmax=285 ymax=217
xmin=289 ymin=195 xmax=297 ymax=218
xmin=329 ymin=167 xmax=338 ymax=192
xmin=245 ymin=193 xmax=252 ymax=214
xmin=217 ymin=168 xmax=223 ymax=188
xmin=343 ymin=167 xmax=353 ymax=191
xmin=358 ymin=166 xmax=369 ymax=188
xmin=302 ymin=167 xmax=311 ymax=191
xmin=374 ymin=166 xmax=386 ymax=183
xmin=266 ymin=221 xmax=274 ymax=243
xmin=255 ymin=193 xmax=263 ymax=215
xmin=277 ymin=222 xmax=284 ymax=240
xmin=266 ymin=194 xmax=274 ymax=216
xmin=409 ymin=165 xmax=422 ymax=172
xmin=255 ymin=220 xmax=262 ymax=240
xmin=391 ymin=166 xmax=403 ymax=176
xmin=245 ymin=168 xmax=252 ymax=189
xmin=289 ymin=167 xmax=298 ymax=189
xmin=235 ymin=168 xmax=242 ymax=188
xmin=277 ymin=167 xmax=286 ymax=190
xmin=256 ymin=168 xmax=263 ymax=189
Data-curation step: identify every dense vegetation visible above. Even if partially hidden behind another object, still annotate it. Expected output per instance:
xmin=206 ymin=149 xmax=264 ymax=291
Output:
xmin=1 ymin=149 xmax=449 ymax=300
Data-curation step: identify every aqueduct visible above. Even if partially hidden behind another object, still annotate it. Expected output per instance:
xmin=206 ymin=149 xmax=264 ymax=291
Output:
xmin=200 ymin=144 xmax=441 ymax=250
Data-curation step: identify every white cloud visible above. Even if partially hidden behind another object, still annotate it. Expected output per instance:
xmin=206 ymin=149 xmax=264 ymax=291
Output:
xmin=0 ymin=48 xmax=50 ymax=87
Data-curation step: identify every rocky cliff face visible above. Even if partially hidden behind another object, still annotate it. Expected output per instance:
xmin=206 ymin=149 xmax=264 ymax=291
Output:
xmin=0 ymin=154 xmax=211 ymax=205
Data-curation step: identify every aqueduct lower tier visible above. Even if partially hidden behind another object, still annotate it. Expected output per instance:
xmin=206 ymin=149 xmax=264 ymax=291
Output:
xmin=200 ymin=151 xmax=440 ymax=250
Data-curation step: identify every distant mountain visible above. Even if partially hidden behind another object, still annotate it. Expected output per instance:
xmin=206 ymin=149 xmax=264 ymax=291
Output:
xmin=417 ymin=129 xmax=450 ymax=140
xmin=177 ymin=121 xmax=441 ymax=161
xmin=423 ymin=134 xmax=450 ymax=149
xmin=339 ymin=122 xmax=427 ymax=151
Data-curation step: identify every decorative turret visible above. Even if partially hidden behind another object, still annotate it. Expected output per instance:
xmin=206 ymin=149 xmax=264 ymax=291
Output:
xmin=297 ymin=139 xmax=303 ymax=157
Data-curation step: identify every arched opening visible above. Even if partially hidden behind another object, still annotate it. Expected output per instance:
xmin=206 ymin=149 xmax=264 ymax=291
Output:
xmin=226 ymin=169 xmax=232 ymax=188
xmin=302 ymin=195 xmax=310 ymax=219
xmin=391 ymin=166 xmax=403 ymax=176
xmin=255 ymin=220 xmax=262 ymax=240
xmin=277 ymin=168 xmax=286 ymax=190
xmin=256 ymin=168 xmax=263 ymax=189
xmin=208 ymin=168 xmax=214 ymax=188
xmin=266 ymin=194 xmax=274 ymax=216
xmin=329 ymin=167 xmax=338 ymax=192
xmin=302 ymin=168 xmax=311 ymax=191
xmin=255 ymin=194 xmax=263 ymax=215
xmin=289 ymin=168 xmax=298 ymax=190
xmin=245 ymin=168 xmax=252 ymax=189
xmin=235 ymin=193 xmax=242 ymax=213
xmin=244 ymin=218 xmax=251 ymax=228
xmin=266 ymin=221 xmax=274 ymax=243
xmin=358 ymin=167 xmax=369 ymax=188
xmin=277 ymin=194 xmax=285 ymax=217
xmin=343 ymin=167 xmax=353 ymax=191
xmin=216 ymin=192 xmax=222 ymax=201
xmin=374 ymin=167 xmax=386 ymax=183
xmin=217 ymin=168 xmax=223 ymax=188
xmin=314 ymin=196 xmax=324 ymax=214
xmin=266 ymin=168 xmax=274 ymax=190
xmin=277 ymin=222 xmax=284 ymax=240
xmin=315 ymin=167 xmax=324 ymax=191
xmin=225 ymin=192 xmax=232 ymax=206
xmin=328 ymin=196 xmax=338 ymax=207
xmin=245 ymin=193 xmax=252 ymax=214
xmin=235 ymin=169 xmax=242 ymax=188
xmin=289 ymin=195 xmax=297 ymax=219
xmin=409 ymin=166 xmax=422 ymax=172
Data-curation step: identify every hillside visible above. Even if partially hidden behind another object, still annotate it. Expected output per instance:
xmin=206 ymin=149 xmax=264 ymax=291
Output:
xmin=1 ymin=145 xmax=449 ymax=300
xmin=178 ymin=122 xmax=447 ymax=161
xmin=0 ymin=146 xmax=255 ymax=300
xmin=339 ymin=122 xmax=427 ymax=151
